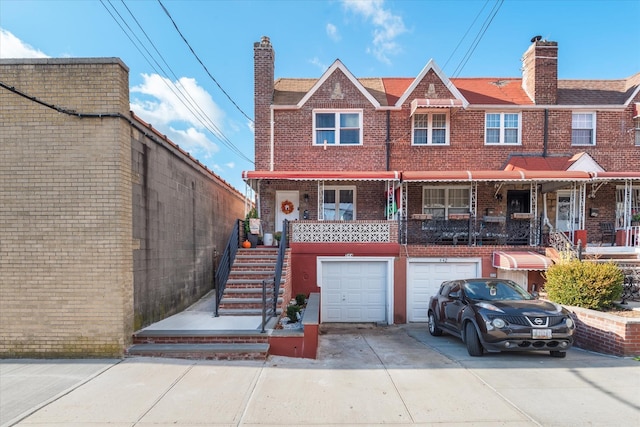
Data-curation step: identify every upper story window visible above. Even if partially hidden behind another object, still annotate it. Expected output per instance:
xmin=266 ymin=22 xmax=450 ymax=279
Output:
xmin=412 ymin=112 xmax=449 ymax=145
xmin=313 ymin=110 xmax=362 ymax=145
xmin=485 ymin=113 xmax=521 ymax=145
xmin=635 ymin=118 xmax=640 ymax=146
xmin=422 ymin=186 xmax=470 ymax=219
xmin=572 ymin=112 xmax=596 ymax=145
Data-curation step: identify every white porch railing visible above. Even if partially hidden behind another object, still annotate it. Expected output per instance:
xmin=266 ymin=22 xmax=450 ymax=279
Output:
xmin=626 ymin=225 xmax=640 ymax=247
xmin=290 ymin=220 xmax=397 ymax=243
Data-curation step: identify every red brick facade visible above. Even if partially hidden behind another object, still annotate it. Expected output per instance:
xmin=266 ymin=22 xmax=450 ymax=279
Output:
xmin=248 ymin=36 xmax=640 ymax=331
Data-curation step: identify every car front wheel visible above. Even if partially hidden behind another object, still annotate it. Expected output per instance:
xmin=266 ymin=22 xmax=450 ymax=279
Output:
xmin=465 ymin=322 xmax=484 ymax=356
xmin=428 ymin=311 xmax=442 ymax=336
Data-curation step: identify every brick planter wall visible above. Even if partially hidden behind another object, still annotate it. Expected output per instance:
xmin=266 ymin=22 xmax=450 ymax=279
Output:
xmin=566 ymin=306 xmax=640 ymax=357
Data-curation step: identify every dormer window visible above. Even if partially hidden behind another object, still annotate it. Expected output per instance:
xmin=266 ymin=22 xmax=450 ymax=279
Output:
xmin=485 ymin=113 xmax=521 ymax=145
xmin=313 ymin=110 xmax=362 ymax=145
xmin=412 ymin=112 xmax=449 ymax=145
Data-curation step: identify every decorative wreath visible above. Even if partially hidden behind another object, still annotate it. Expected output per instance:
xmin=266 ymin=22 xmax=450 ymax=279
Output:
xmin=281 ymin=199 xmax=294 ymax=214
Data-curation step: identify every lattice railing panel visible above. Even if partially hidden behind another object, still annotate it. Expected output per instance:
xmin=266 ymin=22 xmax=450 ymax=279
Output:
xmin=291 ymin=221 xmax=392 ymax=243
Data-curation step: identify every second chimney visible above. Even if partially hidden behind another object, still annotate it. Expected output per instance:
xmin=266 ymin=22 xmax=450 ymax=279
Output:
xmin=521 ymin=37 xmax=558 ymax=105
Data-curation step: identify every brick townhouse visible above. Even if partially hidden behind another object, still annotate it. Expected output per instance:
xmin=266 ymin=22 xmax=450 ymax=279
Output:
xmin=243 ymin=36 xmax=640 ymax=324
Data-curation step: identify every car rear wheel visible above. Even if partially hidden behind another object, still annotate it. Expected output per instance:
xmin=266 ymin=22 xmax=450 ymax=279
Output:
xmin=428 ymin=311 xmax=442 ymax=336
xmin=465 ymin=322 xmax=483 ymax=356
xmin=550 ymin=350 xmax=567 ymax=358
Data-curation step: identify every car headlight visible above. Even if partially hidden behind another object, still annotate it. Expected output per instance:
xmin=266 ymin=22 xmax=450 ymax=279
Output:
xmin=491 ymin=318 xmax=506 ymax=329
xmin=565 ymin=317 xmax=575 ymax=328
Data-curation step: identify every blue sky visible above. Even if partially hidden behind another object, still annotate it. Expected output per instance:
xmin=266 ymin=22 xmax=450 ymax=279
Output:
xmin=1 ymin=0 xmax=639 ymax=192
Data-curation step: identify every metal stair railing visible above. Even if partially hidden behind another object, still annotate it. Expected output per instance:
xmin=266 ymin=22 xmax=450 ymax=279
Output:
xmin=548 ymin=230 xmax=582 ymax=261
xmin=214 ymin=219 xmax=241 ymax=317
xmin=261 ymin=219 xmax=288 ymax=332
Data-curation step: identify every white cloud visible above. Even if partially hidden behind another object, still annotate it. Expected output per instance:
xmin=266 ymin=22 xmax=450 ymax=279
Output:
xmin=326 ymin=23 xmax=340 ymax=42
xmin=0 ymin=28 xmax=48 ymax=58
xmin=131 ymin=73 xmax=224 ymax=158
xmin=225 ymin=162 xmax=235 ymax=169
xmin=309 ymin=57 xmax=328 ymax=71
xmin=341 ymin=0 xmax=407 ymax=64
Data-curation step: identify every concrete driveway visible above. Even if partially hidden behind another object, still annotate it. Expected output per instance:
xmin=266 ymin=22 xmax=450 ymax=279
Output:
xmin=2 ymin=324 xmax=639 ymax=426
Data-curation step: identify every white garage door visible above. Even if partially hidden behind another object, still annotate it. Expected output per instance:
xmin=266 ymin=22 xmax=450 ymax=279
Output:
xmin=407 ymin=259 xmax=480 ymax=322
xmin=321 ymin=260 xmax=388 ymax=323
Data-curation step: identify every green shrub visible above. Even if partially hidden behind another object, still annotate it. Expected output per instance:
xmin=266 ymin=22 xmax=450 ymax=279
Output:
xmin=295 ymin=293 xmax=307 ymax=306
xmin=286 ymin=304 xmax=301 ymax=323
xmin=544 ymin=260 xmax=623 ymax=310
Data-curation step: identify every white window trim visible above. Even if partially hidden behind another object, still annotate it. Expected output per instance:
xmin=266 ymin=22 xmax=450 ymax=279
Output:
xmin=411 ymin=110 xmax=450 ymax=145
xmin=421 ymin=185 xmax=471 ymax=218
xmin=323 ymin=185 xmax=357 ymax=220
xmin=312 ymin=109 xmax=363 ymax=146
xmin=484 ymin=112 xmax=522 ymax=145
xmin=634 ymin=117 xmax=640 ymax=146
xmin=571 ymin=111 xmax=597 ymax=146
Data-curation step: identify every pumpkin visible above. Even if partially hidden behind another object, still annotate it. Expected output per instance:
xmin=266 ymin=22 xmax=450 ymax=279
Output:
xmin=242 ymin=240 xmax=252 ymax=248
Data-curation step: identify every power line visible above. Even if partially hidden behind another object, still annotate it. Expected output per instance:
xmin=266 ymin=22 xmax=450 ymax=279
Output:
xmin=442 ymin=0 xmax=491 ymax=73
xmin=117 ymin=0 xmax=244 ymax=158
xmin=451 ymin=0 xmax=504 ymax=78
xmin=157 ymin=0 xmax=254 ymax=124
xmin=99 ymin=0 xmax=253 ymax=164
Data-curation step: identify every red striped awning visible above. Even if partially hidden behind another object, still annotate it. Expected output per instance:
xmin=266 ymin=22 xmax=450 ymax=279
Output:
xmin=401 ymin=170 xmax=591 ymax=182
xmin=493 ymin=251 xmax=553 ymax=271
xmin=411 ymin=98 xmax=464 ymax=115
xmin=242 ymin=170 xmax=400 ymax=181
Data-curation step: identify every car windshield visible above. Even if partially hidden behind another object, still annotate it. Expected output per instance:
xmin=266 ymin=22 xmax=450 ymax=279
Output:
xmin=463 ymin=280 xmax=533 ymax=301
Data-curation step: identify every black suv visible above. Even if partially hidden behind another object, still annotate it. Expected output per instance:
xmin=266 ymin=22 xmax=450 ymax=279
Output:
xmin=428 ymin=278 xmax=575 ymax=358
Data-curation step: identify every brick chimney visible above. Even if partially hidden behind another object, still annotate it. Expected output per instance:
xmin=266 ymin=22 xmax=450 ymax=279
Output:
xmin=254 ymin=36 xmax=275 ymax=171
xmin=521 ymin=37 xmax=558 ymax=104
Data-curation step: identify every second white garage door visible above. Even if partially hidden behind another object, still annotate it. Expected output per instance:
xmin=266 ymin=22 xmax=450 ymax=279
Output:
xmin=407 ymin=258 xmax=480 ymax=322
xmin=320 ymin=259 xmax=390 ymax=323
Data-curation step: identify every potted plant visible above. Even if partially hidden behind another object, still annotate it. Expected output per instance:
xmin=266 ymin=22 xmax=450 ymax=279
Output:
xmin=632 ymin=211 xmax=640 ymax=226
xmin=244 ymin=207 xmax=260 ymax=247
xmin=273 ymin=231 xmax=282 ymax=246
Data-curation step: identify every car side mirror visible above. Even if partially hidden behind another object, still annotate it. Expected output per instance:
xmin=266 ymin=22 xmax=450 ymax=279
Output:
xmin=448 ymin=291 xmax=461 ymax=299
xmin=531 ymin=291 xmax=539 ymax=299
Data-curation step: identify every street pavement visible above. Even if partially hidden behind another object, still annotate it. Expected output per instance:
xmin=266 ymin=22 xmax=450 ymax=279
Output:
xmin=1 ymin=323 xmax=639 ymax=427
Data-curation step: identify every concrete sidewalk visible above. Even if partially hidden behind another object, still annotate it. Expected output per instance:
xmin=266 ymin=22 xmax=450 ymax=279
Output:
xmin=2 ymin=324 xmax=639 ymax=426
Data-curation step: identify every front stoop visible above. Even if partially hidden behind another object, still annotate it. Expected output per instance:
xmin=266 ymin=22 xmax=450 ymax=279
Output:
xmin=127 ymin=328 xmax=276 ymax=361
xmin=218 ymin=248 xmax=287 ymax=316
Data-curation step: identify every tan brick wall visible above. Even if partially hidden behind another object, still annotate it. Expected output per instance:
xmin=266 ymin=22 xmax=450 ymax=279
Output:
xmin=0 ymin=59 xmax=133 ymax=357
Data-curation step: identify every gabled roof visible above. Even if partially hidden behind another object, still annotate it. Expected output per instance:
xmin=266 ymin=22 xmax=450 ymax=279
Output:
xmin=393 ymin=59 xmax=468 ymax=108
xmin=292 ymin=59 xmax=381 ymax=108
xmin=271 ymin=66 xmax=640 ymax=109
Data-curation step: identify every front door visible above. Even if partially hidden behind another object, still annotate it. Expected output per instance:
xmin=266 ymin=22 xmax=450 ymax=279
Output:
xmin=506 ymin=190 xmax=531 ymax=245
xmin=275 ymin=191 xmax=299 ymax=232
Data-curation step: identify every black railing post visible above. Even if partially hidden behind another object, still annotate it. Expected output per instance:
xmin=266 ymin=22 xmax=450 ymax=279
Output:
xmin=261 ymin=279 xmax=267 ymax=333
xmin=214 ymin=219 xmax=240 ymax=317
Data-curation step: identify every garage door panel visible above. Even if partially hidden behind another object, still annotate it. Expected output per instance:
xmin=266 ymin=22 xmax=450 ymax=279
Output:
xmin=322 ymin=260 xmax=387 ymax=323
xmin=408 ymin=260 xmax=479 ymax=322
